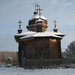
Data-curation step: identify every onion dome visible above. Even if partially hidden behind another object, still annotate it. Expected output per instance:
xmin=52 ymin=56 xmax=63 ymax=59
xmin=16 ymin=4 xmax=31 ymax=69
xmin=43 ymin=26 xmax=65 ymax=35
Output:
xmin=17 ymin=29 xmax=22 ymax=34
xmin=34 ymin=10 xmax=38 ymax=15
xmin=28 ymin=11 xmax=48 ymax=25
xmin=53 ymin=28 xmax=58 ymax=32
xmin=26 ymin=4 xmax=48 ymax=32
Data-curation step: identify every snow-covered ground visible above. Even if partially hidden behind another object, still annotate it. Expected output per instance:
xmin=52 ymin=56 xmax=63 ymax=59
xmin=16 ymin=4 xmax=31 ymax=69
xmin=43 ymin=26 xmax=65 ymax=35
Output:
xmin=0 ymin=66 xmax=75 ymax=75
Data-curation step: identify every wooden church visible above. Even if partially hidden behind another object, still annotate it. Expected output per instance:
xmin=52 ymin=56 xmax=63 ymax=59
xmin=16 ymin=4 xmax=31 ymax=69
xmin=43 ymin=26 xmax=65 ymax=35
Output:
xmin=14 ymin=4 xmax=65 ymax=68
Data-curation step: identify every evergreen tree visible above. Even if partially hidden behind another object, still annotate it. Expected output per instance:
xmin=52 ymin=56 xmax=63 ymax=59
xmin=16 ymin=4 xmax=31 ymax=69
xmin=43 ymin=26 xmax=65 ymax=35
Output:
xmin=65 ymin=41 xmax=75 ymax=58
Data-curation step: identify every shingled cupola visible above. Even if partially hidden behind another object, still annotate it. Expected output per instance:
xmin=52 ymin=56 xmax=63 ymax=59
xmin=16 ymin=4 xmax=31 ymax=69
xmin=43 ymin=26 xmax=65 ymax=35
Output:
xmin=26 ymin=4 xmax=48 ymax=32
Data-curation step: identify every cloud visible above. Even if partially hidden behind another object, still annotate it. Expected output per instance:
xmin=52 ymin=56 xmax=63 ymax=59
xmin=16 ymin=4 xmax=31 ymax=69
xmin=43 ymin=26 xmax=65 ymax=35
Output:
xmin=0 ymin=0 xmax=75 ymax=52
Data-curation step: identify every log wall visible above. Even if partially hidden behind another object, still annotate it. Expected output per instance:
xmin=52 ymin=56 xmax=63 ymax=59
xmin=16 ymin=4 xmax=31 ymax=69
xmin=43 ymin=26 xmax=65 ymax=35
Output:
xmin=18 ymin=37 xmax=61 ymax=67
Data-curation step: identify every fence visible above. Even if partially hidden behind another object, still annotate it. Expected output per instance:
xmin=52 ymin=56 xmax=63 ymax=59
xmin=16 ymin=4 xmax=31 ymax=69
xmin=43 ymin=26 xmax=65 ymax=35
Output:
xmin=22 ymin=58 xmax=75 ymax=69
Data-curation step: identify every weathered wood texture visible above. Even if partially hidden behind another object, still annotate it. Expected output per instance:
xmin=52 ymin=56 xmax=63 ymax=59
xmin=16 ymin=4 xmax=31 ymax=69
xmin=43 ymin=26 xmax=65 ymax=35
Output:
xmin=18 ymin=37 xmax=61 ymax=67
xmin=49 ymin=39 xmax=61 ymax=59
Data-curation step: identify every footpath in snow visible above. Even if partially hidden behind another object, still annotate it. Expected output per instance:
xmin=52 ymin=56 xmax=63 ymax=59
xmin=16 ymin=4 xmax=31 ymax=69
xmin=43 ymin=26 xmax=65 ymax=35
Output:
xmin=0 ymin=66 xmax=75 ymax=75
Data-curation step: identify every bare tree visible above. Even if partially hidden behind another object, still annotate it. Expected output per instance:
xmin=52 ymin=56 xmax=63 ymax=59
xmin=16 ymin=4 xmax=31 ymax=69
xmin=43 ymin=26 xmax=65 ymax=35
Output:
xmin=6 ymin=57 xmax=12 ymax=64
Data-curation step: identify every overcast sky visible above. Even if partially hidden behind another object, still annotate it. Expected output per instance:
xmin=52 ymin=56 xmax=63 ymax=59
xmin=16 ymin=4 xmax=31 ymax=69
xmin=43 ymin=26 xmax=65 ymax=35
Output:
xmin=0 ymin=0 xmax=75 ymax=52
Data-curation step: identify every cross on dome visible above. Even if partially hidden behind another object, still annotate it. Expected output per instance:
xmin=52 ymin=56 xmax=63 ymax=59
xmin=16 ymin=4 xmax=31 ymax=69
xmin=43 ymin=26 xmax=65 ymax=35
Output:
xmin=35 ymin=3 xmax=39 ymax=11
xmin=35 ymin=4 xmax=43 ymax=15
xmin=53 ymin=20 xmax=57 ymax=28
xmin=37 ymin=5 xmax=43 ymax=15
xmin=18 ymin=20 xmax=22 ymax=29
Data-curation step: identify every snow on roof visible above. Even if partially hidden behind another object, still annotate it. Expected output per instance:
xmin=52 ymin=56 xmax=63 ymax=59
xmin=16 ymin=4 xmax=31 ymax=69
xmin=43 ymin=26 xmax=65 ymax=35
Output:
xmin=36 ymin=19 xmax=44 ymax=23
xmin=14 ymin=31 xmax=36 ymax=36
xmin=29 ymin=14 xmax=47 ymax=20
xmin=15 ymin=31 xmax=65 ymax=37
xmin=45 ymin=31 xmax=65 ymax=36
xmin=14 ymin=31 xmax=65 ymax=40
xmin=20 ymin=31 xmax=62 ymax=39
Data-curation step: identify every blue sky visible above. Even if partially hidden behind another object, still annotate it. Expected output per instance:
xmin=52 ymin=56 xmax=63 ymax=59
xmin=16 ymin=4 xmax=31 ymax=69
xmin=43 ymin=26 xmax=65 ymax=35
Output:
xmin=0 ymin=0 xmax=75 ymax=52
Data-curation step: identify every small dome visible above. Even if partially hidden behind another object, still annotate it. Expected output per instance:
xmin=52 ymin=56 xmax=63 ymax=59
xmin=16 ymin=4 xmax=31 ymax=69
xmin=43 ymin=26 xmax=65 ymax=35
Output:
xmin=28 ymin=13 xmax=48 ymax=25
xmin=30 ymin=14 xmax=47 ymax=20
xmin=34 ymin=11 xmax=38 ymax=15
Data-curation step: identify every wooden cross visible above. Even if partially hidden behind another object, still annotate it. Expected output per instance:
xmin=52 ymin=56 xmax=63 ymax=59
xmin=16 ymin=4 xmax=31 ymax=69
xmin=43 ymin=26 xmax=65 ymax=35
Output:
xmin=35 ymin=4 xmax=43 ymax=15
xmin=53 ymin=20 xmax=57 ymax=28
xmin=37 ymin=5 xmax=43 ymax=15
xmin=35 ymin=3 xmax=39 ymax=11
xmin=18 ymin=20 xmax=22 ymax=29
